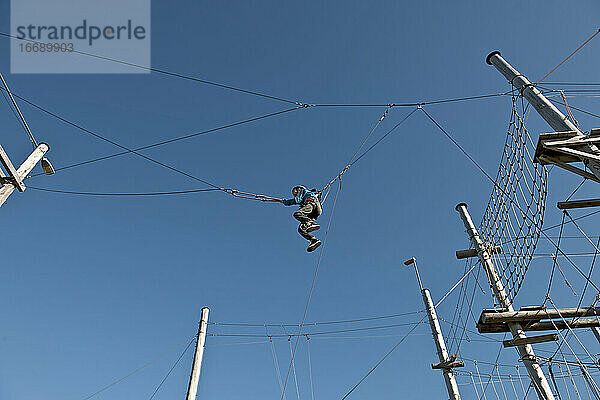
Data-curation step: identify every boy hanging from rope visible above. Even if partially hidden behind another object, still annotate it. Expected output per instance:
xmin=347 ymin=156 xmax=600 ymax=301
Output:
xmin=281 ymin=185 xmax=322 ymax=252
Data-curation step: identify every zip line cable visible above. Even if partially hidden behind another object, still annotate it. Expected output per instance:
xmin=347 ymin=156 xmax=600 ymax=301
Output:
xmin=348 ymin=108 xmax=418 ymax=167
xmin=81 ymin=334 xmax=197 ymax=400
xmin=320 ymin=106 xmax=393 ymax=193
xmin=148 ymin=337 xmax=195 ymax=400
xmin=544 ymin=82 xmax=600 ymax=85
xmin=308 ymin=91 xmax=512 ymax=108
xmin=0 ymin=84 xmax=295 ymax=202
xmin=27 ymin=186 xmax=219 ymax=196
xmin=535 ymin=28 xmax=600 ymax=86
xmin=0 ymin=33 xmax=512 ymax=108
xmin=546 ymin=96 xmax=600 ymax=120
xmin=0 ymin=72 xmax=39 ymax=147
xmin=209 ymin=322 xmax=427 ymax=338
xmin=0 ymin=33 xmax=302 ymax=106
xmin=1 ymin=84 xmax=413 ymax=204
xmin=208 ymin=310 xmax=423 ymax=327
xmin=339 ymin=315 xmax=427 ymax=400
xmin=25 ymin=105 xmax=303 ymax=178
xmin=420 ymin=106 xmax=497 ymax=184
xmin=0 ymin=79 xmax=32 ymax=142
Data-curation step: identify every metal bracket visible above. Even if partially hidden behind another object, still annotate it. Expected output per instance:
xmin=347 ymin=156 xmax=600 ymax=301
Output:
xmin=456 ymin=245 xmax=502 ymax=260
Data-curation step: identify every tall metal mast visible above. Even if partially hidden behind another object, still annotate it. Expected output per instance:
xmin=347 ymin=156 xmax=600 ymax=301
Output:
xmin=486 ymin=51 xmax=600 ymax=182
xmin=455 ymin=203 xmax=555 ymax=400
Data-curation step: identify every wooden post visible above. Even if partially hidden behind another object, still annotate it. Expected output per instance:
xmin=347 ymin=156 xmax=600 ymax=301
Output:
xmin=185 ymin=307 xmax=210 ymax=400
xmin=0 ymin=143 xmax=49 ymax=208
xmin=405 ymin=258 xmax=462 ymax=400
xmin=456 ymin=203 xmax=556 ymax=400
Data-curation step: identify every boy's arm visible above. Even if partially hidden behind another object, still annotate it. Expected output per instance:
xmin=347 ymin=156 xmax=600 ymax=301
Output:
xmin=282 ymin=198 xmax=296 ymax=206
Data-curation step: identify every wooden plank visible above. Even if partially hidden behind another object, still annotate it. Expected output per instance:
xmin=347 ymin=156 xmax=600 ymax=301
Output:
xmin=535 ymin=131 xmax=580 ymax=161
xmin=538 ymin=155 xmax=600 ymax=183
xmin=478 ymin=317 xmax=600 ymax=333
xmin=503 ymin=334 xmax=558 ymax=348
xmin=481 ymin=306 xmax=600 ymax=324
xmin=555 ymin=146 xmax=600 ymax=163
xmin=558 ymin=199 xmax=600 ymax=210
xmin=432 ymin=360 xmax=464 ymax=370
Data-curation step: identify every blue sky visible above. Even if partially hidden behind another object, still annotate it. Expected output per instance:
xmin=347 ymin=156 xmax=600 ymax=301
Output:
xmin=1 ymin=1 xmax=600 ymax=399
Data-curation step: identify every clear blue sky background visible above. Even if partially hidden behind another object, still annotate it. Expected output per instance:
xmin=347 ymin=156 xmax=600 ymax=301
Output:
xmin=1 ymin=1 xmax=600 ymax=399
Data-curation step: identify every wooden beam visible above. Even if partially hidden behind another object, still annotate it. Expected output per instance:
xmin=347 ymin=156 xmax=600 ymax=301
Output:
xmin=432 ymin=360 xmax=465 ymax=370
xmin=480 ymin=307 xmax=600 ymax=324
xmin=557 ymin=199 xmax=600 ymax=210
xmin=503 ymin=334 xmax=558 ymax=348
xmin=478 ymin=317 xmax=600 ymax=333
xmin=538 ymin=155 xmax=600 ymax=183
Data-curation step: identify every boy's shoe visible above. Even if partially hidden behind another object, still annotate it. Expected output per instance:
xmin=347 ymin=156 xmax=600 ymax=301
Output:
xmin=306 ymin=222 xmax=320 ymax=233
xmin=307 ymin=239 xmax=322 ymax=252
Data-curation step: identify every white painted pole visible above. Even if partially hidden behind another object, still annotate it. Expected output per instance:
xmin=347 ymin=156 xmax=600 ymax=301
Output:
xmin=456 ymin=203 xmax=555 ymax=400
xmin=0 ymin=143 xmax=49 ymax=208
xmin=486 ymin=51 xmax=580 ymax=135
xmin=405 ymin=258 xmax=461 ymax=400
xmin=423 ymin=288 xmax=462 ymax=400
xmin=186 ymin=307 xmax=210 ymax=400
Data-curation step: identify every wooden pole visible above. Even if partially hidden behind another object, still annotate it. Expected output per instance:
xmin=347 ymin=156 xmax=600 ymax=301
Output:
xmin=0 ymin=143 xmax=49 ymax=208
xmin=456 ymin=203 xmax=556 ymax=400
xmin=186 ymin=307 xmax=210 ymax=400
xmin=423 ymin=288 xmax=462 ymax=400
xmin=481 ymin=307 xmax=600 ymax=324
xmin=405 ymin=258 xmax=462 ymax=400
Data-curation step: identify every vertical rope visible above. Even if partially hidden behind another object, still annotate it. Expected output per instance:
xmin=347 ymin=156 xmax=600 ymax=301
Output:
xmin=549 ymin=363 xmax=564 ymax=400
xmin=475 ymin=361 xmax=489 ymax=400
xmin=266 ymin=325 xmax=286 ymax=400
xmin=516 ymin=366 xmax=527 ymax=399
xmin=471 ymin=371 xmax=482 ymax=400
xmin=508 ymin=374 xmax=519 ymax=400
xmin=558 ymin=363 xmax=574 ymax=400
xmin=497 ymin=366 xmax=509 ymax=400
xmin=280 ymin=179 xmax=342 ymax=400
xmin=306 ymin=335 xmax=315 ymax=400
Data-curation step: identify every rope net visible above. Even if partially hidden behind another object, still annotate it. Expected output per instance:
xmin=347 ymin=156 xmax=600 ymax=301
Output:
xmin=479 ymin=95 xmax=549 ymax=303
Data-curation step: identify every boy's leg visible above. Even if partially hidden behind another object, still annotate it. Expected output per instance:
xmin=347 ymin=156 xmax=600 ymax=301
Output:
xmin=298 ymin=224 xmax=316 ymax=241
xmin=294 ymin=203 xmax=317 ymax=241
xmin=294 ymin=203 xmax=314 ymax=226
xmin=305 ymin=200 xmax=322 ymax=232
